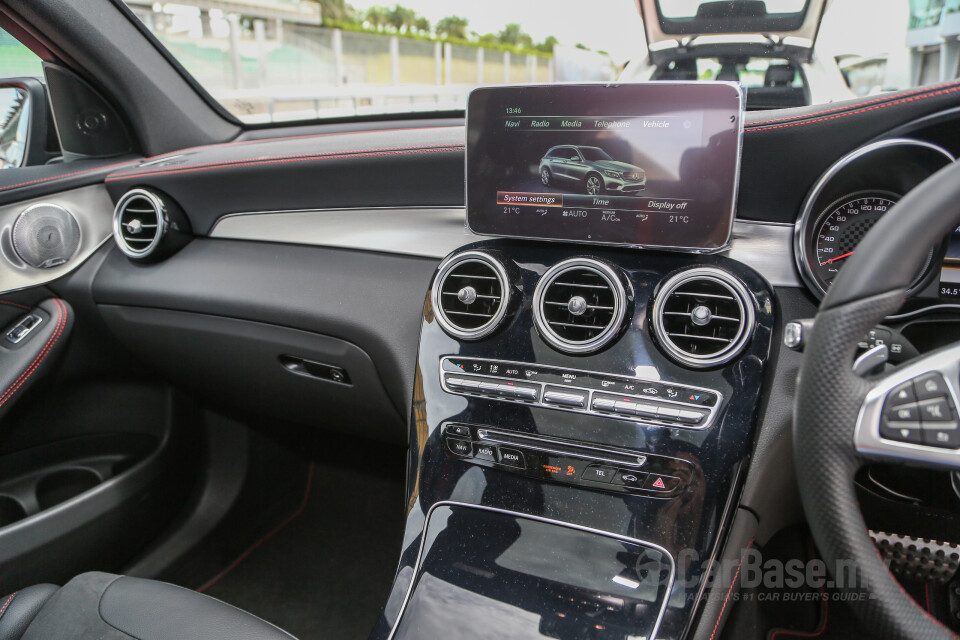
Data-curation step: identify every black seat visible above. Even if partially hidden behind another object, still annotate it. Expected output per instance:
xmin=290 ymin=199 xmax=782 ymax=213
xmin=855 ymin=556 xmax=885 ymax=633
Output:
xmin=0 ymin=573 xmax=295 ymax=640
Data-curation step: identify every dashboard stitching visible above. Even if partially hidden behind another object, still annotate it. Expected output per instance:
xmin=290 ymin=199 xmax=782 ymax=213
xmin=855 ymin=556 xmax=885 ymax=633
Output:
xmin=107 ymin=143 xmax=464 ymax=179
xmin=105 ymin=146 xmax=466 ymax=182
xmin=0 ymin=299 xmax=67 ymax=408
xmin=0 ymin=160 xmax=138 ymax=194
xmin=140 ymin=126 xmax=462 ymax=163
xmin=747 ymin=83 xmax=960 ymax=132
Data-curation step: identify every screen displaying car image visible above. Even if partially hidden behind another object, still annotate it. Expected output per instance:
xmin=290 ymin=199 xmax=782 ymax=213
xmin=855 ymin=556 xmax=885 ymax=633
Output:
xmin=466 ymin=83 xmax=744 ymax=251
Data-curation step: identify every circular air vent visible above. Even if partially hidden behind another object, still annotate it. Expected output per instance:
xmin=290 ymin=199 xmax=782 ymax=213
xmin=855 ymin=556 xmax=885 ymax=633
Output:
xmin=533 ymin=258 xmax=628 ymax=354
xmin=112 ymin=188 xmax=167 ymax=259
xmin=652 ymin=267 xmax=755 ymax=368
xmin=432 ymin=251 xmax=511 ymax=340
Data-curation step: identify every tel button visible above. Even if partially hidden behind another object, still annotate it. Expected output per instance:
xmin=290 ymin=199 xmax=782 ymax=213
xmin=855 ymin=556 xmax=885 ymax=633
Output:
xmin=581 ymin=465 xmax=617 ymax=483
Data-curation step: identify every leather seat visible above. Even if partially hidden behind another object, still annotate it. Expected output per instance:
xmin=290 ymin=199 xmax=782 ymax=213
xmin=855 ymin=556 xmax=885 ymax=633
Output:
xmin=0 ymin=573 xmax=295 ymax=640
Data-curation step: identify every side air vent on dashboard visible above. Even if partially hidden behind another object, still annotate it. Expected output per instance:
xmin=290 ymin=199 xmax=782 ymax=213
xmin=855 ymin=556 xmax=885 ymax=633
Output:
xmin=652 ymin=267 xmax=755 ymax=369
xmin=432 ymin=251 xmax=511 ymax=340
xmin=113 ymin=189 xmax=166 ymax=259
xmin=113 ymin=188 xmax=191 ymax=261
xmin=533 ymin=258 xmax=629 ymax=354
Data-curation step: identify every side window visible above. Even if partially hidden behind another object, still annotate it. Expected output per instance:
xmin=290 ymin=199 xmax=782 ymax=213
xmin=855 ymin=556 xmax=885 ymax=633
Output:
xmin=0 ymin=26 xmax=53 ymax=169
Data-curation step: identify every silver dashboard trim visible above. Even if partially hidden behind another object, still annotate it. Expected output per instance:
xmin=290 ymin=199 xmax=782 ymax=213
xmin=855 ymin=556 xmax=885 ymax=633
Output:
xmin=793 ymin=138 xmax=955 ymax=298
xmin=0 ymin=185 xmax=114 ymax=295
xmin=384 ymin=500 xmax=676 ymax=640
xmin=210 ymin=206 xmax=802 ymax=287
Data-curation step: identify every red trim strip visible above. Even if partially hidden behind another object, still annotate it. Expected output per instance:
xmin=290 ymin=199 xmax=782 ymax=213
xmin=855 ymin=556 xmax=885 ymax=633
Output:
xmin=0 ymin=299 xmax=67 ymax=408
xmin=107 ymin=143 xmax=464 ymax=181
xmin=198 ymin=463 xmax=315 ymax=593
xmin=748 ymin=79 xmax=960 ymax=128
xmin=0 ymin=300 xmax=31 ymax=310
xmin=106 ymin=146 xmax=464 ymax=183
xmin=0 ymin=160 xmax=138 ymax=194
xmin=747 ymin=83 xmax=960 ymax=133
xmin=709 ymin=537 xmax=755 ymax=640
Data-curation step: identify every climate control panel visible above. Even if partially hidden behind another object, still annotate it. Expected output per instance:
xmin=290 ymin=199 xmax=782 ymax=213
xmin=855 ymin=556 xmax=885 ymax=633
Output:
xmin=440 ymin=357 xmax=722 ymax=429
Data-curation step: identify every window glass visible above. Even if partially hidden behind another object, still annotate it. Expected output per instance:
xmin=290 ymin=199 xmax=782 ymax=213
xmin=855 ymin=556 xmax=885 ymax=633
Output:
xmin=0 ymin=27 xmax=43 ymax=79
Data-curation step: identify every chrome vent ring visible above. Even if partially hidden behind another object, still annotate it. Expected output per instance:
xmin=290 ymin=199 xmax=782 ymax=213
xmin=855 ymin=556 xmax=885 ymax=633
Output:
xmin=533 ymin=258 xmax=628 ymax=354
xmin=113 ymin=188 xmax=167 ymax=259
xmin=432 ymin=251 xmax=510 ymax=340
xmin=652 ymin=267 xmax=755 ymax=368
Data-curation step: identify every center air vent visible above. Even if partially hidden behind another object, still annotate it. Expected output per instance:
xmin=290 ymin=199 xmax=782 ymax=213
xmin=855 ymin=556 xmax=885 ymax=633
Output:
xmin=432 ymin=251 xmax=511 ymax=340
xmin=652 ymin=267 xmax=755 ymax=368
xmin=533 ymin=258 xmax=629 ymax=354
xmin=113 ymin=188 xmax=167 ymax=259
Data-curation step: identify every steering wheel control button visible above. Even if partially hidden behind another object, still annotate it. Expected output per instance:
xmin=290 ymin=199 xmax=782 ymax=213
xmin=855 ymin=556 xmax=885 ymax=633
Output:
xmin=918 ymin=398 xmax=953 ymax=422
xmin=612 ymin=470 xmax=647 ymax=488
xmin=921 ymin=423 xmax=960 ymax=448
xmin=643 ymin=474 xmax=680 ymax=492
xmin=880 ymin=420 xmax=924 ymax=444
xmin=889 ymin=381 xmax=917 ymax=405
xmin=914 ymin=373 xmax=949 ymax=400
xmin=885 ymin=403 xmax=920 ymax=422
xmin=446 ymin=439 xmax=473 ymax=457
xmin=581 ymin=465 xmax=617 ymax=483
xmin=497 ymin=448 xmax=526 ymax=469
xmin=472 ymin=443 xmax=498 ymax=462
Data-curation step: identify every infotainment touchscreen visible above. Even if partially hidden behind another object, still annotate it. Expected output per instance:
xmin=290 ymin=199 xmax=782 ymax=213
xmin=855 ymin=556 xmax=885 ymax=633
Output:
xmin=466 ymin=83 xmax=744 ymax=251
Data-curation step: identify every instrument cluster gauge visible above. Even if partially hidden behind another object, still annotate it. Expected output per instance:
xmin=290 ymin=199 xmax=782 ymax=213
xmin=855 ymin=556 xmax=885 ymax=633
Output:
xmin=800 ymin=191 xmax=935 ymax=297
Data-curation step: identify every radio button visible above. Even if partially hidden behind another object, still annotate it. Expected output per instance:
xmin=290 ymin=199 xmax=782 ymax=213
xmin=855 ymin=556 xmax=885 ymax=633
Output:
xmin=472 ymin=443 xmax=498 ymax=462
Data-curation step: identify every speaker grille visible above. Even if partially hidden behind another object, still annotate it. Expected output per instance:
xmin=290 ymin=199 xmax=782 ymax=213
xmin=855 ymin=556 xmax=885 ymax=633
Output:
xmin=12 ymin=203 xmax=81 ymax=269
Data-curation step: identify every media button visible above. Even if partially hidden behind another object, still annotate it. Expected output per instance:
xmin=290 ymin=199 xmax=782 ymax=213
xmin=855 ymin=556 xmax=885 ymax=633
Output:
xmin=498 ymin=447 xmax=526 ymax=469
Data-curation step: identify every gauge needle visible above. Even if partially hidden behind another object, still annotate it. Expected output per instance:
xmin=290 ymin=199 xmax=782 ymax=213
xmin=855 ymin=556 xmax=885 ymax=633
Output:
xmin=821 ymin=251 xmax=854 ymax=265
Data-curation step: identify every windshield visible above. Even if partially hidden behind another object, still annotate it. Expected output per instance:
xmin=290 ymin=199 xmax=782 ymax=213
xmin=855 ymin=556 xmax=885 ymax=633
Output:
xmin=101 ymin=1 xmax=960 ymax=123
xmin=579 ymin=147 xmax=614 ymax=161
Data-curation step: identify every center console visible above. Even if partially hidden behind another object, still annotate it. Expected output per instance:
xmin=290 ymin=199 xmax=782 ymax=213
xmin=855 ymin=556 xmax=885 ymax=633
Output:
xmin=371 ymin=83 xmax=775 ymax=640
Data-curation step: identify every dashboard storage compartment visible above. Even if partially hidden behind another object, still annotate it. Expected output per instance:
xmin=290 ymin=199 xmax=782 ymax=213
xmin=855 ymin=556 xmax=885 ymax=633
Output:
xmin=391 ymin=504 xmax=673 ymax=640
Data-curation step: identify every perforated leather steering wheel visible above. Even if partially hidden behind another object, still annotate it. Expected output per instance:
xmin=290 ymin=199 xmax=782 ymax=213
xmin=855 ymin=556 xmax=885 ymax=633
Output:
xmin=795 ymin=160 xmax=960 ymax=639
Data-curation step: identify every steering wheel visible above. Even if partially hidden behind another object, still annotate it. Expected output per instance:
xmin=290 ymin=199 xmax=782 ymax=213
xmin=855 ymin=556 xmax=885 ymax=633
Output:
xmin=795 ymin=159 xmax=960 ymax=639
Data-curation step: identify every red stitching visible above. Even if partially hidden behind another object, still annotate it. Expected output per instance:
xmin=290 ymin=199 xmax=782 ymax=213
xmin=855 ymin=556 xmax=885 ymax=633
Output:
xmin=748 ymin=79 xmax=960 ymax=128
xmin=0 ymin=160 xmax=138 ymax=193
xmin=142 ymin=125 xmax=461 ymax=162
xmin=0 ymin=300 xmax=30 ymax=310
xmin=105 ymin=146 xmax=464 ymax=183
xmin=0 ymin=299 xmax=67 ymax=408
xmin=197 ymin=463 xmax=314 ymax=593
xmin=873 ymin=546 xmax=958 ymax=637
xmin=0 ymin=591 xmax=18 ymax=620
xmin=747 ymin=84 xmax=960 ymax=133
xmin=107 ymin=143 xmax=463 ymax=180
xmin=709 ymin=537 xmax=755 ymax=640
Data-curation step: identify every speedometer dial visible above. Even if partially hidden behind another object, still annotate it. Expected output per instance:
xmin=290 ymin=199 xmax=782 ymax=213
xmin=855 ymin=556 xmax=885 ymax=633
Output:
xmin=805 ymin=191 xmax=933 ymax=296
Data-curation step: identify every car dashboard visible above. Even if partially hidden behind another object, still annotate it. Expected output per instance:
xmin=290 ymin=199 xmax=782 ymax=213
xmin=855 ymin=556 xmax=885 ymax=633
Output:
xmin=3 ymin=79 xmax=960 ymax=640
